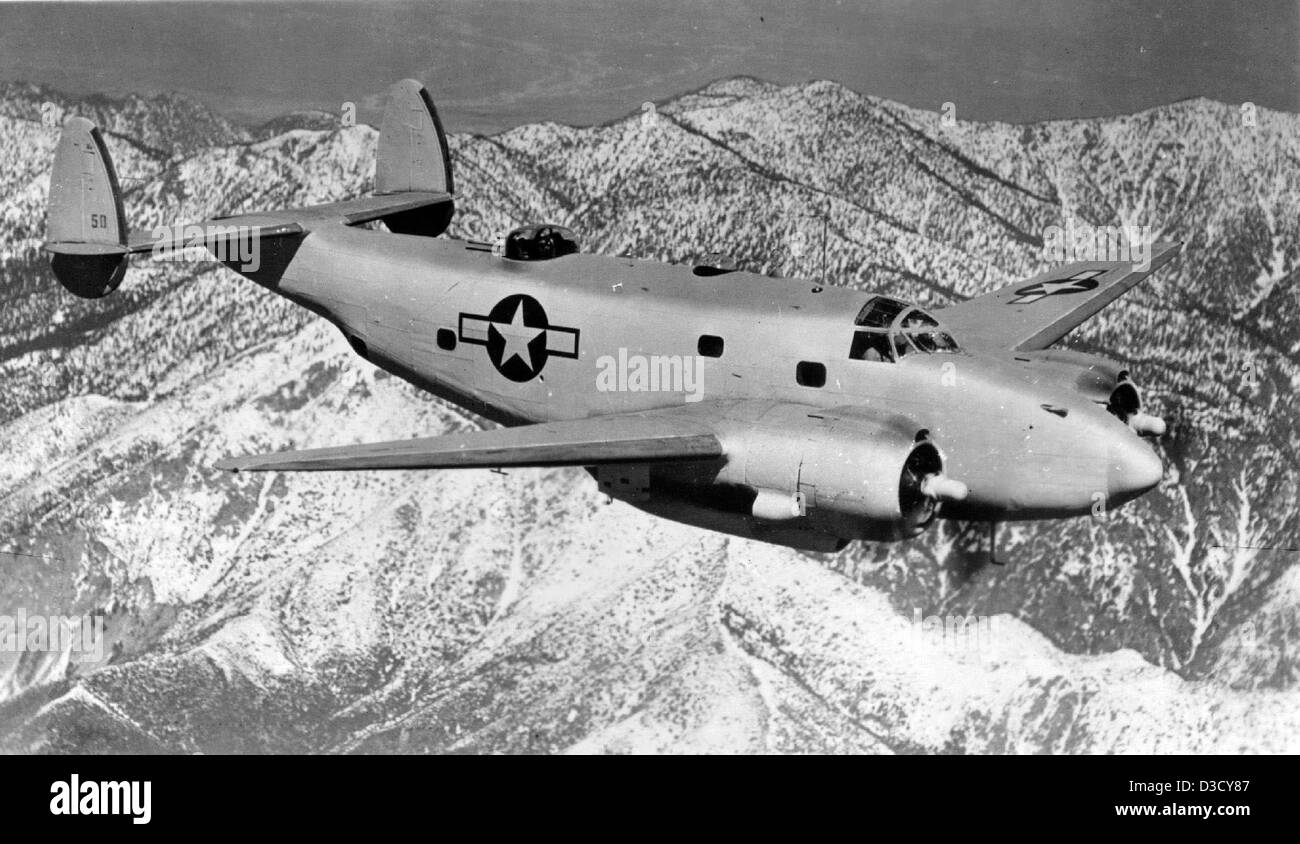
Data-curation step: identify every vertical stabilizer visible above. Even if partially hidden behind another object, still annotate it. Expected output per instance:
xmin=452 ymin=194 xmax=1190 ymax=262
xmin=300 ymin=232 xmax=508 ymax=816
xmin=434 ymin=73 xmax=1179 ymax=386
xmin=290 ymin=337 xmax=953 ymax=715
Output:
xmin=43 ymin=116 xmax=130 ymax=298
xmin=376 ymin=79 xmax=454 ymax=195
xmin=374 ymin=79 xmax=455 ymax=236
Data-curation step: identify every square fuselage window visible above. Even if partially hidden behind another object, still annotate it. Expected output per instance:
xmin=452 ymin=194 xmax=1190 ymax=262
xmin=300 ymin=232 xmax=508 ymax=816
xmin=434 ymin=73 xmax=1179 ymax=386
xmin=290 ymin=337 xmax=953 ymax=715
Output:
xmin=437 ymin=328 xmax=457 ymax=350
xmin=796 ymin=361 xmax=826 ymax=387
xmin=698 ymin=335 xmax=724 ymax=357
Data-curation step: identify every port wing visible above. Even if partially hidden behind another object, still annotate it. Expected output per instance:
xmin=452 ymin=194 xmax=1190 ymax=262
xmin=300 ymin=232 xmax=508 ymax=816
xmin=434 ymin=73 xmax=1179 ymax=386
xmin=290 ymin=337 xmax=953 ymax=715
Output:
xmin=935 ymin=242 xmax=1181 ymax=351
xmin=215 ymin=411 xmax=723 ymax=473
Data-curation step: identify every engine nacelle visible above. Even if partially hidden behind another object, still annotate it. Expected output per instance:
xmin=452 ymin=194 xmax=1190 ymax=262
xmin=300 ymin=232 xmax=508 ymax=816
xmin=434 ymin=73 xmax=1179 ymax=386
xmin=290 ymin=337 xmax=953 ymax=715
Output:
xmin=1013 ymin=351 xmax=1167 ymax=438
xmin=1012 ymin=348 xmax=1128 ymax=404
xmin=716 ymin=405 xmax=964 ymax=542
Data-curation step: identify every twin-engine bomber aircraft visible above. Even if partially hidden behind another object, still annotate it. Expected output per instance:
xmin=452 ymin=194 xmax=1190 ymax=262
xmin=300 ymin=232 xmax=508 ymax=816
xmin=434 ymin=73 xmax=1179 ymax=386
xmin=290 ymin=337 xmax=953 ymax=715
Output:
xmin=43 ymin=80 xmax=1178 ymax=554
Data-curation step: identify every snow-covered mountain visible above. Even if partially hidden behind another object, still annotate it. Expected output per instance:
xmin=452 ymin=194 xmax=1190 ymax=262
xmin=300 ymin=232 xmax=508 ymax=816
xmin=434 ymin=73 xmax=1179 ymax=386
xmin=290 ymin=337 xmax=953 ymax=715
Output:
xmin=0 ymin=78 xmax=1296 ymax=752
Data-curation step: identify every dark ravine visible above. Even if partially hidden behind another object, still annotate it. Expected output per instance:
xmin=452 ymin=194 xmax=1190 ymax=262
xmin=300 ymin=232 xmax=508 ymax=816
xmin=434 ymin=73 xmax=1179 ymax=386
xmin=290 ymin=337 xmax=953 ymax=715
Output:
xmin=0 ymin=77 xmax=1296 ymax=752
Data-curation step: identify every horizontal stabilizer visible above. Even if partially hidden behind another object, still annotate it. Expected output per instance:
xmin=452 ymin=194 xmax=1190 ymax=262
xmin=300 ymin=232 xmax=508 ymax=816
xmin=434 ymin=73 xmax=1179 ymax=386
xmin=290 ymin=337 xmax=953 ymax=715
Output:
xmin=99 ymin=192 xmax=455 ymax=261
xmin=123 ymin=222 xmax=303 ymax=255
xmin=171 ymin=191 xmax=451 ymax=236
xmin=215 ymin=412 xmax=723 ymax=473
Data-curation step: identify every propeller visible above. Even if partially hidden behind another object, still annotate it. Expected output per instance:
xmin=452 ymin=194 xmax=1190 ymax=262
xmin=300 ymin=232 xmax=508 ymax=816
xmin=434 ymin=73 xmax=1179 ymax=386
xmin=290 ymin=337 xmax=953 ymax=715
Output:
xmin=900 ymin=439 xmax=969 ymax=533
xmin=921 ymin=474 xmax=970 ymax=502
xmin=1108 ymin=372 xmax=1166 ymax=437
xmin=1126 ymin=413 xmax=1167 ymax=437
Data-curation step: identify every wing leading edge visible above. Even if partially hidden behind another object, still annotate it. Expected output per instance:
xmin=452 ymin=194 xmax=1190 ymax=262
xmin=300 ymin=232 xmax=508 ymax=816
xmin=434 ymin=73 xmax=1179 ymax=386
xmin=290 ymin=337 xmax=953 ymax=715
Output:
xmin=214 ymin=412 xmax=723 ymax=473
xmin=936 ymin=242 xmax=1181 ymax=352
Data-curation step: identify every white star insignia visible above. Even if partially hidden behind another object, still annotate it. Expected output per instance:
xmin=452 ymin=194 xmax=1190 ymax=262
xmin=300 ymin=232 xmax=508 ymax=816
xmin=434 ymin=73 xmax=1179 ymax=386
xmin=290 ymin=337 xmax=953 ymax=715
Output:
xmin=496 ymin=300 xmax=544 ymax=368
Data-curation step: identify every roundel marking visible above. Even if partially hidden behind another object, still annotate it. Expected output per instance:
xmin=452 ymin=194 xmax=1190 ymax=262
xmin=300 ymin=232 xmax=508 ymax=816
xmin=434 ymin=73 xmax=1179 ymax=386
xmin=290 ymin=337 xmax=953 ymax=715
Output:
xmin=457 ymin=293 xmax=580 ymax=382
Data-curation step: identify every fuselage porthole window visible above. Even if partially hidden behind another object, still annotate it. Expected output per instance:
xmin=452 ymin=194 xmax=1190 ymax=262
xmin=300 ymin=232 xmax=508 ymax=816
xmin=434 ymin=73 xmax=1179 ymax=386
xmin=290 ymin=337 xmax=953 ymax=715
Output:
xmin=796 ymin=361 xmax=827 ymax=388
xmin=698 ymin=335 xmax=725 ymax=358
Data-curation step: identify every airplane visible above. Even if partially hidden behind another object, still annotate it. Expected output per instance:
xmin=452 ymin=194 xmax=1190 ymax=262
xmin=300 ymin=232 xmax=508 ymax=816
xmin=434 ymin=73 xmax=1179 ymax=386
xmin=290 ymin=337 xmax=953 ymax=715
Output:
xmin=41 ymin=79 xmax=1178 ymax=555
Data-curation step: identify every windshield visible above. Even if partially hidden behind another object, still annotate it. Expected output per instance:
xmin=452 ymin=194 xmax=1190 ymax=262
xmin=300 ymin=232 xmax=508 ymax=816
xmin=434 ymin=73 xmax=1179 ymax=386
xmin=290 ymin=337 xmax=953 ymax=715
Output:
xmin=849 ymin=299 xmax=960 ymax=362
xmin=855 ymin=297 xmax=909 ymax=328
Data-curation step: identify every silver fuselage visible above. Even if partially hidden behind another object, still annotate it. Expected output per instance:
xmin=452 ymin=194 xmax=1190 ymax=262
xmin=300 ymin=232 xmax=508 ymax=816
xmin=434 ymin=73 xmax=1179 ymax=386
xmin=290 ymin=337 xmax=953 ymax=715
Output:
xmin=243 ymin=223 xmax=1162 ymax=527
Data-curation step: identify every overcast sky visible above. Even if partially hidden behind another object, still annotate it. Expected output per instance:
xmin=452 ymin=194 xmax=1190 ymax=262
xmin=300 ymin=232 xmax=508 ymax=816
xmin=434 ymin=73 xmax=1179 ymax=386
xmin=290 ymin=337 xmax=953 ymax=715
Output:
xmin=1 ymin=0 xmax=1296 ymax=132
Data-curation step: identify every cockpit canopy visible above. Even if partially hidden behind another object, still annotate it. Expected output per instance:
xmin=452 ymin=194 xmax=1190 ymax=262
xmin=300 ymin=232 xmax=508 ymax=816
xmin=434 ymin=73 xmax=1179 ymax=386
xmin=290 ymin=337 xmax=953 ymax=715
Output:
xmin=503 ymin=224 xmax=580 ymax=261
xmin=850 ymin=297 xmax=960 ymax=362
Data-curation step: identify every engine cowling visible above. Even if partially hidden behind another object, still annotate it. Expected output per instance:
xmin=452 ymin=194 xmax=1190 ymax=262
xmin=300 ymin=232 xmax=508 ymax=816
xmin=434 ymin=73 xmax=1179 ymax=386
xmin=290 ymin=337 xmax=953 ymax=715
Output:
xmin=717 ymin=405 xmax=966 ymax=542
xmin=1010 ymin=350 xmax=1167 ymax=438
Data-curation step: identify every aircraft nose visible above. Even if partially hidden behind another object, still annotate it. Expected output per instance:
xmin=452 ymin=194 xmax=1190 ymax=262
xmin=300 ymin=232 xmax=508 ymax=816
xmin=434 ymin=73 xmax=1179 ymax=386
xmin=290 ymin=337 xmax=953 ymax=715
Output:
xmin=1106 ymin=436 xmax=1164 ymax=504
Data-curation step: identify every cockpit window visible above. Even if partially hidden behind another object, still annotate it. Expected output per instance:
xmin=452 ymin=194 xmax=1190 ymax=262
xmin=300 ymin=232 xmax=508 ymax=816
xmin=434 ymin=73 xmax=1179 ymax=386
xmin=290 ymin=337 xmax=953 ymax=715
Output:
xmin=893 ymin=307 xmax=958 ymax=356
xmin=503 ymin=224 xmax=580 ymax=261
xmin=850 ymin=330 xmax=893 ymax=362
xmin=848 ymin=301 xmax=961 ymax=362
xmin=900 ymin=310 xmax=939 ymax=329
xmin=855 ymin=297 xmax=908 ymax=328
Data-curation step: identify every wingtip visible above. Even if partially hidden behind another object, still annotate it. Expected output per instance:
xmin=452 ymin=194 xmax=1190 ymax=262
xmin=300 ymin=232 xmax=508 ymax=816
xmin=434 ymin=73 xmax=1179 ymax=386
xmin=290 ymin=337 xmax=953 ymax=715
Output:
xmin=1147 ymin=240 xmax=1183 ymax=270
xmin=213 ymin=457 xmax=242 ymax=473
